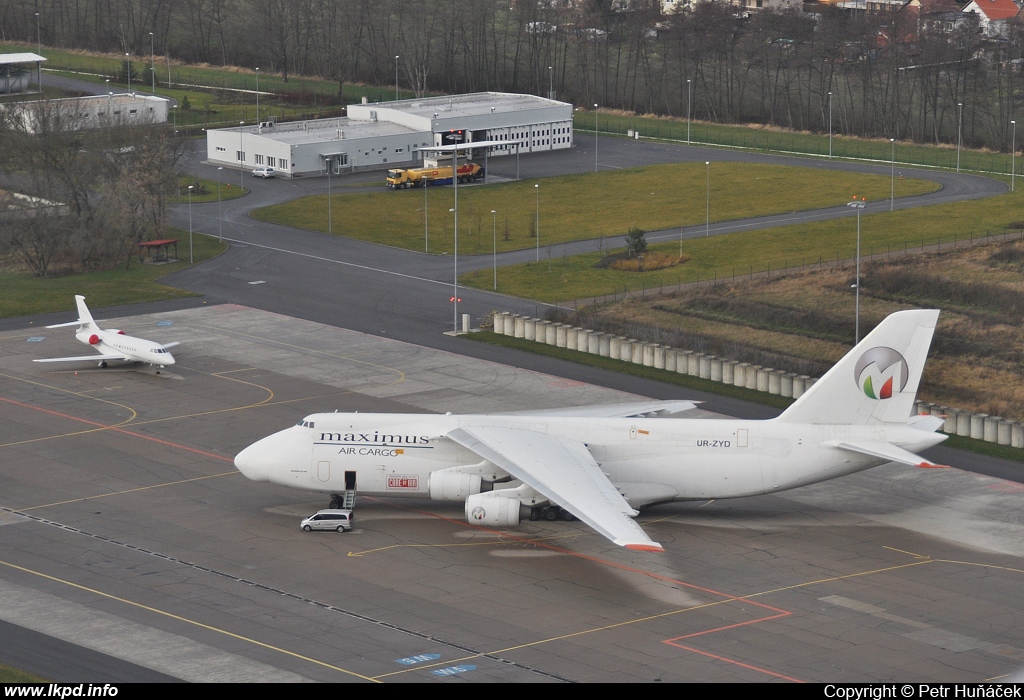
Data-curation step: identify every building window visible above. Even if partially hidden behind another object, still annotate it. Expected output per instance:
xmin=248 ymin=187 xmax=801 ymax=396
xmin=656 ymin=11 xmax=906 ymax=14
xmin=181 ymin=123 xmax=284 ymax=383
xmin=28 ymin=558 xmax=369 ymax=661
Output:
xmin=237 ymin=151 xmax=245 ymax=162
xmin=255 ymin=154 xmax=264 ymax=165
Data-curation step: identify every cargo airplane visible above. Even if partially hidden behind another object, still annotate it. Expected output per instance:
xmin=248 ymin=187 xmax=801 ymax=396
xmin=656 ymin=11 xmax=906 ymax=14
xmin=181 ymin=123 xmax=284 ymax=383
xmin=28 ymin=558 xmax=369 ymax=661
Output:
xmin=235 ymin=310 xmax=947 ymax=552
xmin=35 ymin=295 xmax=178 ymax=371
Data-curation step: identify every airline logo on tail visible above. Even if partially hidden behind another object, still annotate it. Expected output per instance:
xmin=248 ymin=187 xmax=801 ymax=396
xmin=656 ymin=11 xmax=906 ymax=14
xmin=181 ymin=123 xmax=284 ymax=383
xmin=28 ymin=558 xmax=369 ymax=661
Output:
xmin=854 ymin=347 xmax=909 ymax=400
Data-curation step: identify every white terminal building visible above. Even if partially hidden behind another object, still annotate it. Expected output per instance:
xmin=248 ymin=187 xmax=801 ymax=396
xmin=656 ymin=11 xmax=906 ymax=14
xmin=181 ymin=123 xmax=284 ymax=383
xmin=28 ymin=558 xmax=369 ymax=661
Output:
xmin=205 ymin=92 xmax=574 ymax=177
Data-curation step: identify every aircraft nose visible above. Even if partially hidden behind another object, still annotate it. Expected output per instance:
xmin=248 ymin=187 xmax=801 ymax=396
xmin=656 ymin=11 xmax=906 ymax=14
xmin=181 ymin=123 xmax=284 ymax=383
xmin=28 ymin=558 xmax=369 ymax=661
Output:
xmin=235 ymin=440 xmax=271 ymax=481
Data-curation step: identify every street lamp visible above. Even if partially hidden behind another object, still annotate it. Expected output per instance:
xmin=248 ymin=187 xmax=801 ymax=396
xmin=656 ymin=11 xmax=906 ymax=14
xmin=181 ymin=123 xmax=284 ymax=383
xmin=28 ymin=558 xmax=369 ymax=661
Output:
xmin=327 ymin=158 xmax=332 ymax=234
xmin=238 ymin=121 xmax=245 ymax=189
xmin=35 ymin=12 xmax=40 ymax=57
xmin=847 ymin=197 xmax=866 ymax=344
xmin=187 ymin=185 xmax=194 ymax=264
xmin=1012 ymin=120 xmax=1017 ymax=193
xmin=594 ymin=104 xmax=599 ymax=172
xmin=424 ymin=178 xmax=429 ymax=252
xmin=255 ymin=67 xmax=260 ymax=125
xmin=491 ymin=210 xmax=498 ymax=290
xmin=217 ymin=166 xmax=223 ymax=241
xmin=149 ymin=32 xmax=155 ymax=93
xmin=535 ymin=183 xmax=540 ymax=262
xmin=705 ymin=161 xmax=710 ymax=238
xmin=126 ymin=52 xmax=131 ymax=93
xmin=957 ymin=102 xmax=963 ymax=173
xmin=395 ymin=55 xmax=400 ymax=101
xmin=890 ymin=138 xmax=895 ymax=212
xmin=828 ymin=91 xmax=833 ymax=158
xmin=449 ymin=206 xmax=459 ymax=333
xmin=687 ymin=79 xmax=692 ymax=144
xmin=548 ymin=65 xmax=553 ymax=99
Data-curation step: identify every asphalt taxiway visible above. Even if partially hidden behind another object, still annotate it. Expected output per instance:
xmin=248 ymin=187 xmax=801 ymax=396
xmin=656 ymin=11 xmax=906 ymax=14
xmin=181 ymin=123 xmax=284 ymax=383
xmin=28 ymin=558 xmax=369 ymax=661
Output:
xmin=2 ymin=305 xmax=1023 ymax=682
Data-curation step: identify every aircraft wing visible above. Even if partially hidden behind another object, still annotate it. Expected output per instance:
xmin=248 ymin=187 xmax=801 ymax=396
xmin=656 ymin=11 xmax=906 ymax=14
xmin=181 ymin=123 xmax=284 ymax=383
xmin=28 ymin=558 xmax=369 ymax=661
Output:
xmin=500 ymin=400 xmax=698 ymax=419
xmin=160 ymin=342 xmax=180 ymax=350
xmin=34 ymin=353 xmax=129 ymax=363
xmin=831 ymin=439 xmax=949 ymax=469
xmin=447 ymin=426 xmax=664 ymax=552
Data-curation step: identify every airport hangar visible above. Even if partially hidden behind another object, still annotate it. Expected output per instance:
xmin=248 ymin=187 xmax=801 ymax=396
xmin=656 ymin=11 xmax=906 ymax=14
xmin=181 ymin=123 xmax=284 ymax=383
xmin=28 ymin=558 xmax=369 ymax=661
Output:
xmin=204 ymin=91 xmax=575 ymax=177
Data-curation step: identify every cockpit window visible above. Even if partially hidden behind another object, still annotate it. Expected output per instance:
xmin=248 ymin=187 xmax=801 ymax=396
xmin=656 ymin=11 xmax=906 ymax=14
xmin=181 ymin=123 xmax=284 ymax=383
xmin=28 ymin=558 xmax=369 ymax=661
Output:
xmin=296 ymin=420 xmax=315 ymax=428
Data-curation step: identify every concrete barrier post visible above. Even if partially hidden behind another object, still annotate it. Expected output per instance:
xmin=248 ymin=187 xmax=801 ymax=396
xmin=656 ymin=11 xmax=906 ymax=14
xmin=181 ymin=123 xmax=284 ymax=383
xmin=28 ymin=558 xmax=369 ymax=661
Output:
xmin=793 ymin=375 xmax=808 ymax=398
xmin=756 ymin=367 xmax=771 ymax=393
xmin=676 ymin=350 xmax=692 ymax=375
xmin=984 ymin=415 xmax=1001 ymax=443
xmin=664 ymin=349 xmax=678 ymax=373
xmin=997 ymin=418 xmax=1012 ymax=446
xmin=710 ymin=357 xmax=723 ymax=382
xmin=734 ymin=363 xmax=748 ymax=388
xmin=545 ymin=322 xmax=558 ymax=346
xmin=599 ymin=334 xmax=612 ymax=357
xmin=768 ymin=369 xmax=783 ymax=395
xmin=688 ymin=352 xmax=702 ymax=377
xmin=780 ymin=373 xmax=794 ymax=398
xmin=513 ymin=315 xmax=525 ymax=338
xmin=654 ymin=345 xmax=666 ymax=369
xmin=577 ymin=329 xmax=590 ymax=353
xmin=566 ymin=327 xmax=578 ymax=350
xmin=943 ymin=408 xmax=958 ymax=434
xmin=524 ymin=318 xmax=536 ymax=341
xmin=721 ymin=360 xmax=734 ymax=385
xmin=1013 ymin=423 xmax=1024 ymax=449
xmin=745 ymin=365 xmax=760 ymax=390
xmin=699 ymin=354 xmax=712 ymax=379
xmin=970 ymin=413 xmax=987 ymax=440
xmin=623 ymin=339 xmax=636 ymax=363
xmin=955 ymin=410 xmax=972 ymax=437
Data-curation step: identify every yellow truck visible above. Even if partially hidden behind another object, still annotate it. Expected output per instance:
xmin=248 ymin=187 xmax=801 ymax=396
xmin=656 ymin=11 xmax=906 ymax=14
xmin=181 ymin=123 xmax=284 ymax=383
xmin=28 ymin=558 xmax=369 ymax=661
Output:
xmin=386 ymin=162 xmax=485 ymax=189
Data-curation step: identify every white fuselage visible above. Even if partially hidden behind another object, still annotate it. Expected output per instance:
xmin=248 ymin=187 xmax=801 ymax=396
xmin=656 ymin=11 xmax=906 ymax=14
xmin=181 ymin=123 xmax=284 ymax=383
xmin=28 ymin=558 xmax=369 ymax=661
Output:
xmin=235 ymin=412 xmax=945 ymax=507
xmin=76 ymin=328 xmax=176 ymax=367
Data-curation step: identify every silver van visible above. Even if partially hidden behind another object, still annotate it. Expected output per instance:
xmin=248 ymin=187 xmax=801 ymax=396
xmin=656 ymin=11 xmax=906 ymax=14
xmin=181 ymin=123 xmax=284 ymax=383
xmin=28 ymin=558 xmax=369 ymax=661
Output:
xmin=300 ymin=509 xmax=353 ymax=532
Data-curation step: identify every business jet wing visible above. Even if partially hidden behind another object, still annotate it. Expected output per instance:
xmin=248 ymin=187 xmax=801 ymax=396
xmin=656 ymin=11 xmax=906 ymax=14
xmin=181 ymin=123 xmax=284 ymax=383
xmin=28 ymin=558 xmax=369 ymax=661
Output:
xmin=500 ymin=400 xmax=698 ymax=419
xmin=447 ymin=426 xmax=664 ymax=552
xmin=160 ymin=342 xmax=180 ymax=350
xmin=34 ymin=353 xmax=129 ymax=363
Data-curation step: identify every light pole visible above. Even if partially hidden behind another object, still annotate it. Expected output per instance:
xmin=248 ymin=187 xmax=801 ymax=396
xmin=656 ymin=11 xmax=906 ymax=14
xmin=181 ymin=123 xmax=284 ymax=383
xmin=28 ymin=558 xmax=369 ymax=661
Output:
xmin=957 ymin=102 xmax=963 ymax=173
xmin=126 ymin=53 xmax=131 ymax=93
xmin=548 ymin=65 xmax=553 ymax=99
xmin=449 ymin=206 xmax=459 ymax=333
xmin=239 ymin=121 xmax=245 ymax=189
xmin=327 ymin=159 xmax=332 ymax=234
xmin=255 ymin=67 xmax=260 ymax=125
xmin=594 ymin=104 xmax=599 ymax=172
xmin=187 ymin=185 xmax=194 ymax=264
xmin=395 ymin=55 xmax=400 ymax=101
xmin=535 ymin=183 xmax=540 ymax=262
xmin=424 ymin=178 xmax=429 ymax=252
xmin=847 ymin=198 xmax=866 ymax=344
xmin=828 ymin=91 xmax=833 ymax=158
xmin=687 ymin=79 xmax=692 ymax=144
xmin=217 ymin=166 xmax=223 ymax=241
xmin=1012 ymin=120 xmax=1017 ymax=193
xmin=35 ymin=12 xmax=40 ymax=56
xmin=149 ymin=32 xmax=155 ymax=93
xmin=890 ymin=138 xmax=895 ymax=211
xmin=705 ymin=161 xmax=710 ymax=238
xmin=491 ymin=210 xmax=497 ymax=290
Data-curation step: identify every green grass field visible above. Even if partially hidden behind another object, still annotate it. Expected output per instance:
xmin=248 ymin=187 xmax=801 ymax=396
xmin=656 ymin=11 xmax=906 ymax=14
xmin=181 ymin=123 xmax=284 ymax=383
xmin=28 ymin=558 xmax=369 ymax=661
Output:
xmin=0 ymin=232 xmax=226 ymax=318
xmin=251 ymin=162 xmax=937 ymax=255
xmin=464 ymin=186 xmax=1024 ymax=303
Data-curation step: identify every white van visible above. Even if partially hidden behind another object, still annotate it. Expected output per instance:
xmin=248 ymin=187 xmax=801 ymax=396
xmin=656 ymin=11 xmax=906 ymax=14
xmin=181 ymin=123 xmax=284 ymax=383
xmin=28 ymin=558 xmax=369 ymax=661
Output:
xmin=300 ymin=509 xmax=353 ymax=532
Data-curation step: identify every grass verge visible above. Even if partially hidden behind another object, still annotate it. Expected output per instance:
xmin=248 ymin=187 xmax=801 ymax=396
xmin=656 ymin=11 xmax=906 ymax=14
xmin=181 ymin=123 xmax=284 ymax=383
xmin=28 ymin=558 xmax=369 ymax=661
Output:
xmin=176 ymin=175 xmax=247 ymax=203
xmin=465 ymin=332 xmax=1024 ymax=464
xmin=0 ymin=663 xmax=46 ymax=683
xmin=0 ymin=231 xmax=226 ymax=318
xmin=252 ymin=162 xmax=936 ymax=255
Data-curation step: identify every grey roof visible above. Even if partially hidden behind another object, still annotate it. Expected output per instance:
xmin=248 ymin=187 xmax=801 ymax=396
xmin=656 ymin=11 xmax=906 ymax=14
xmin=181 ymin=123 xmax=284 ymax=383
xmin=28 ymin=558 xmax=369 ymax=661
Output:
xmin=228 ymin=117 xmax=425 ymax=146
xmin=373 ymin=92 xmax=567 ymax=120
xmin=0 ymin=53 xmax=47 ymax=66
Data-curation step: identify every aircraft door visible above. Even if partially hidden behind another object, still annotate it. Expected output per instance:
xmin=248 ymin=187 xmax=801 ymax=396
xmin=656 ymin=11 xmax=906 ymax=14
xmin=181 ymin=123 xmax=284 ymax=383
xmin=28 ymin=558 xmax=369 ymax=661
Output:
xmin=316 ymin=460 xmax=330 ymax=482
xmin=345 ymin=471 xmax=356 ymax=490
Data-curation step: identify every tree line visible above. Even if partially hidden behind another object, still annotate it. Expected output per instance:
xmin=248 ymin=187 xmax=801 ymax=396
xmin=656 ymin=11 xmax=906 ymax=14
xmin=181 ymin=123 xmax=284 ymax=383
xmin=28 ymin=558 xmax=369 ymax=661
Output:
xmin=0 ymin=0 xmax=1020 ymax=150
xmin=0 ymin=101 xmax=183 ymax=276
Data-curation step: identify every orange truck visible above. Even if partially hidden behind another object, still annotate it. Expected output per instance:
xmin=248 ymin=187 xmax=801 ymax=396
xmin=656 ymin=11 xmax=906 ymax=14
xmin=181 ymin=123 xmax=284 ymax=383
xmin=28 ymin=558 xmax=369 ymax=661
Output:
xmin=386 ymin=162 xmax=485 ymax=189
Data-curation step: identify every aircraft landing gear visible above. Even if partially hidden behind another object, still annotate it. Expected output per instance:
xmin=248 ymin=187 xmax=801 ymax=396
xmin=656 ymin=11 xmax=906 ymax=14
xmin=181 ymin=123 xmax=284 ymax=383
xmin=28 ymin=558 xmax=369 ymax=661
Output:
xmin=530 ymin=505 xmax=574 ymax=522
xmin=329 ymin=494 xmax=343 ymax=509
xmin=99 ymin=361 xmax=108 ymax=368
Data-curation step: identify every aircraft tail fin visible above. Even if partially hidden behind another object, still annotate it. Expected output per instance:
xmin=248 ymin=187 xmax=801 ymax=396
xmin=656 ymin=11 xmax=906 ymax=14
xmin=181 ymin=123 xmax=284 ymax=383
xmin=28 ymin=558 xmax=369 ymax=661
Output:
xmin=777 ymin=309 xmax=939 ymax=426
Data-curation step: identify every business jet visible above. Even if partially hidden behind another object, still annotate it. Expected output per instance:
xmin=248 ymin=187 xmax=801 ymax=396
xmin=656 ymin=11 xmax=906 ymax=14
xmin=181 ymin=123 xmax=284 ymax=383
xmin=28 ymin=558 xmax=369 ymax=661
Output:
xmin=34 ymin=295 xmax=179 ymax=372
xmin=235 ymin=309 xmax=947 ymax=552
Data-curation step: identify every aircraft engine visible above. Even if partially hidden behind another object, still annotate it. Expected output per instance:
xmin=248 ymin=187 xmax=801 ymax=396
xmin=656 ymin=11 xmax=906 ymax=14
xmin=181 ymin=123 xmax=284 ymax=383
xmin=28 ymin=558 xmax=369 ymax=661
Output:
xmin=465 ymin=493 xmax=521 ymax=527
xmin=428 ymin=470 xmax=482 ymax=502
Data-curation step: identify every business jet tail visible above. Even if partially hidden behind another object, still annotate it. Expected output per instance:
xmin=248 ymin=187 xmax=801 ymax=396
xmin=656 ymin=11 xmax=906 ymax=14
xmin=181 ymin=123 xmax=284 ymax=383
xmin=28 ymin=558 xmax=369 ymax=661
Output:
xmin=777 ymin=309 xmax=939 ymax=426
